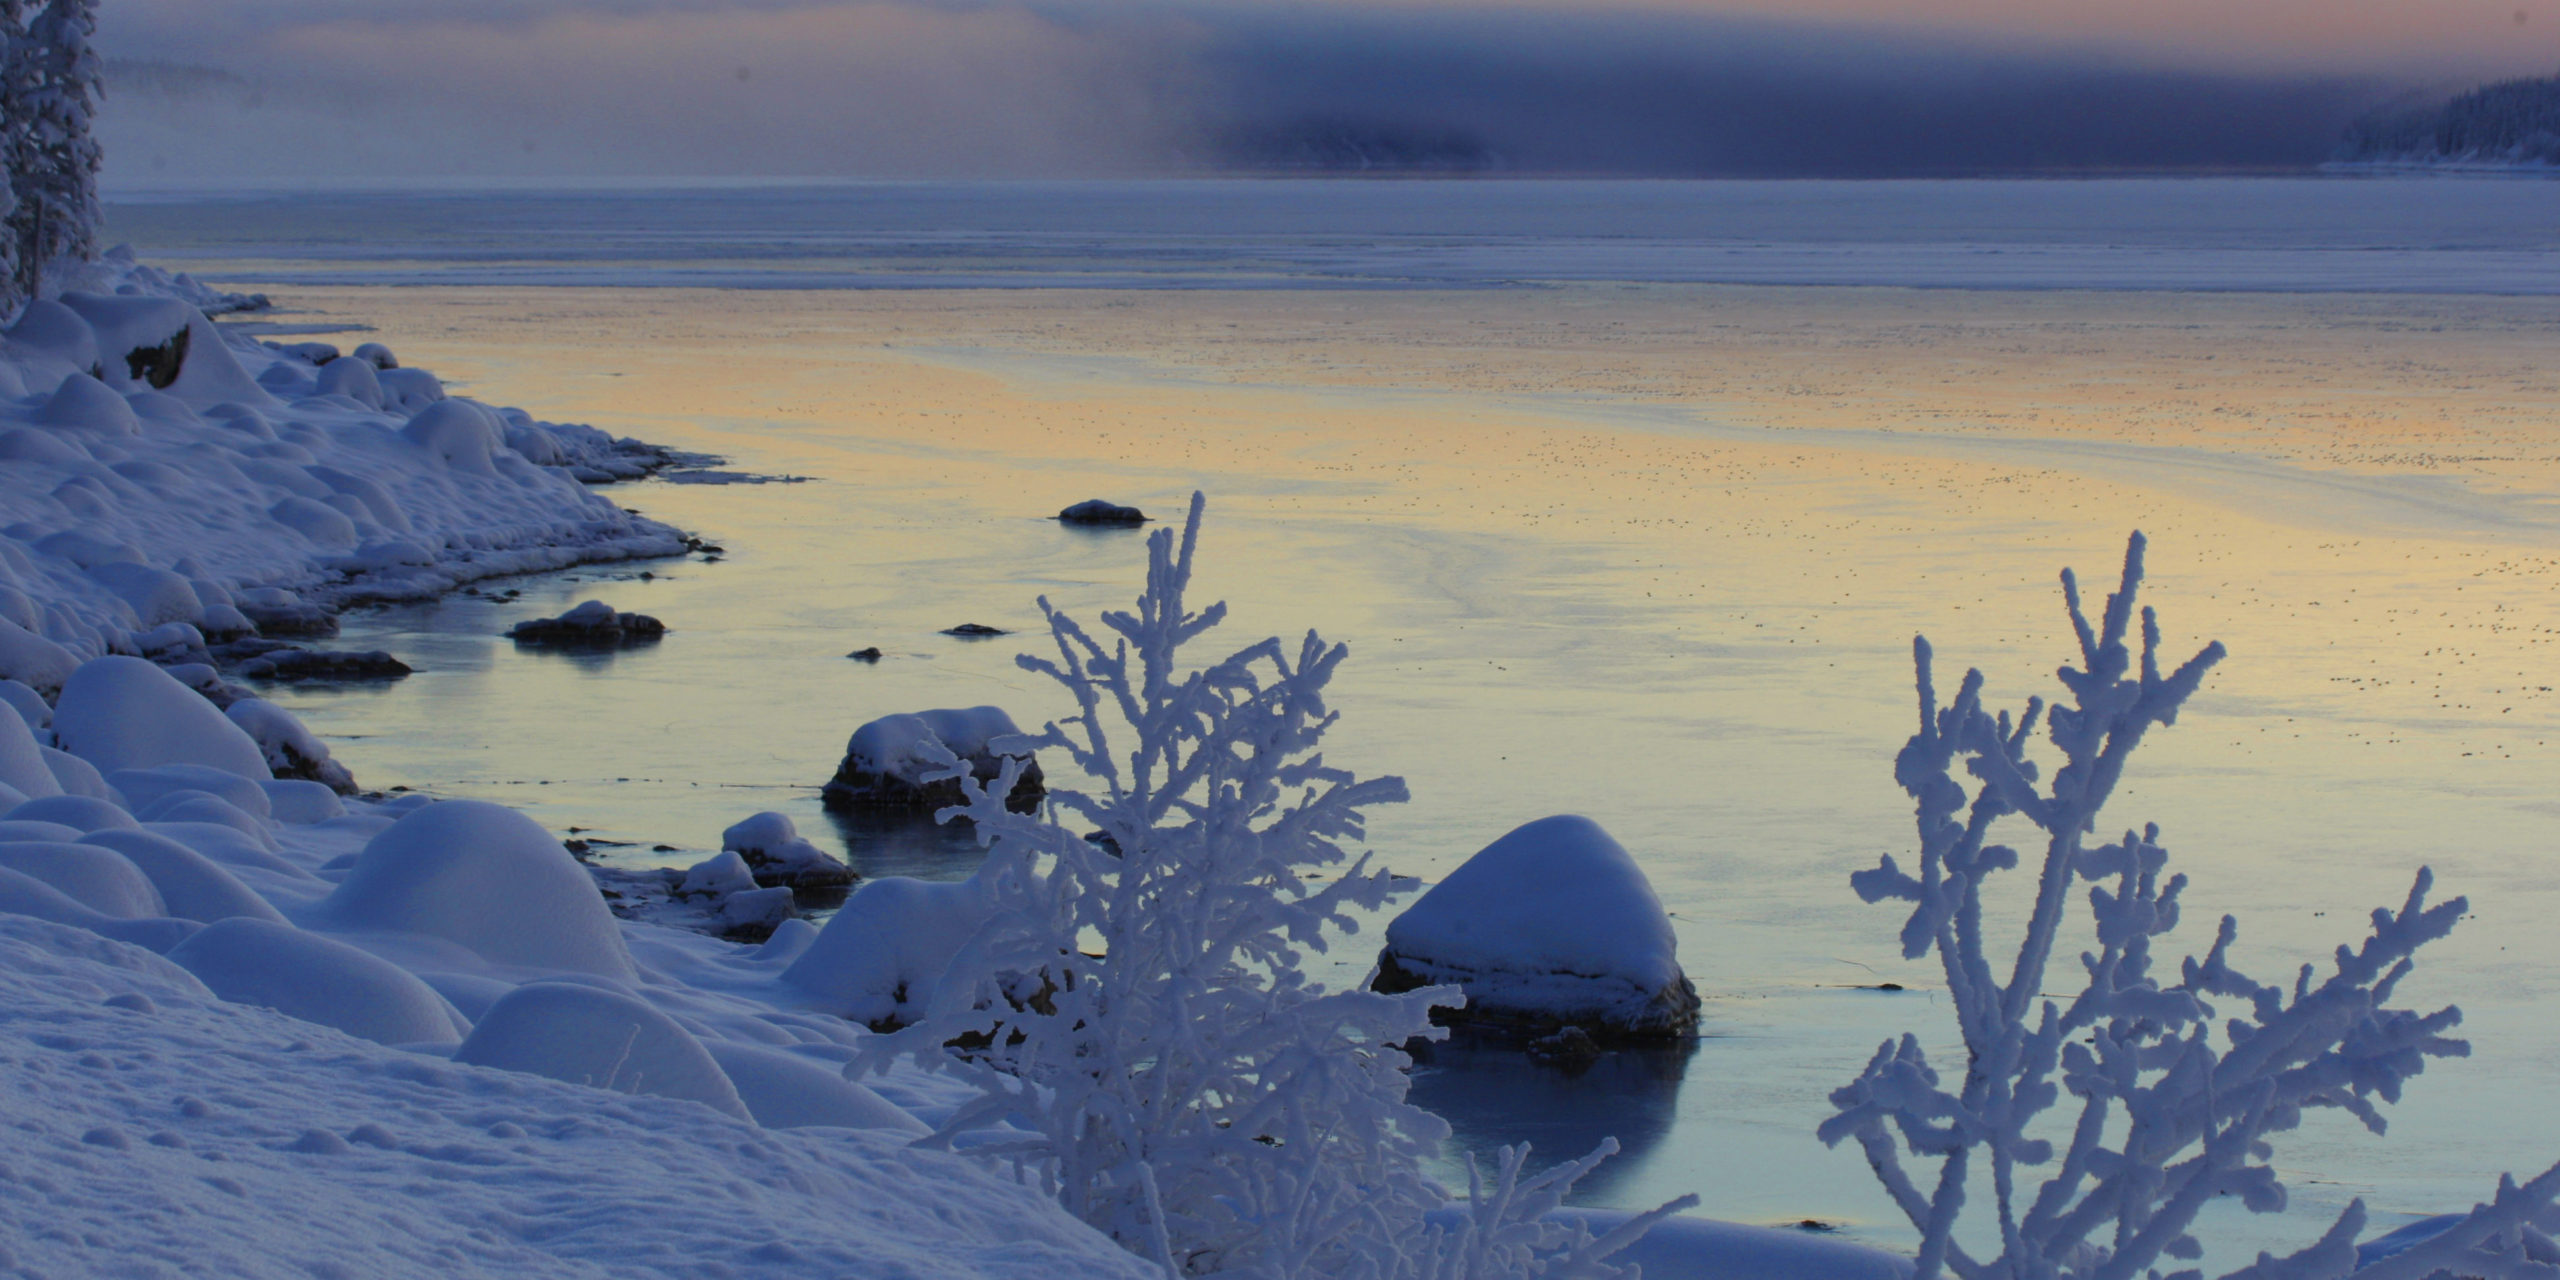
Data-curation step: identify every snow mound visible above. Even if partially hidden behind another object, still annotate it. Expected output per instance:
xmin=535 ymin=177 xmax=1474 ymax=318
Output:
xmin=0 ymin=864 xmax=199 ymax=951
xmin=704 ymin=1040 xmax=930 ymax=1134
xmin=721 ymin=810 xmax=852 ymax=889
xmin=1375 ymin=814 xmax=1699 ymax=1041
xmin=167 ymin=917 xmax=469 ymax=1046
xmin=678 ymin=849 xmax=758 ymax=898
xmin=782 ymin=873 xmax=995 ymax=1029
xmin=259 ymin=778 xmax=344 ymax=824
xmin=320 ymin=799 xmax=636 ymax=980
xmin=110 ymin=762 xmax=274 ymax=818
xmin=454 ymin=981 xmax=746 ymax=1119
xmin=0 ymin=697 xmax=62 ymax=799
xmin=0 ymin=840 xmax=166 ymax=918
xmin=78 ymin=829 xmax=287 ymax=925
xmin=822 ymin=706 xmax=1044 ymax=813
xmin=52 ymin=656 xmax=271 ymax=781
xmin=10 ymin=793 xmax=136 ymax=832
xmin=0 ymin=617 xmax=78 ymax=695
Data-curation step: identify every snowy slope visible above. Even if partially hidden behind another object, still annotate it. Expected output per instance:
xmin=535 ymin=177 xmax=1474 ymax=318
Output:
xmin=0 ymin=916 xmax=1152 ymax=1280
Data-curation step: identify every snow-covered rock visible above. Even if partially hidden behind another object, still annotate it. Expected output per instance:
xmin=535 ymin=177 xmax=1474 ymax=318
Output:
xmin=720 ymin=810 xmax=853 ymax=890
xmin=678 ymin=848 xmax=759 ymax=898
xmin=505 ymin=598 xmax=666 ymax=646
xmin=319 ymin=799 xmax=636 ymax=981
xmin=225 ymin=698 xmax=357 ymax=792
xmin=51 ymin=656 xmax=272 ymax=781
xmin=1373 ymin=815 xmax=1699 ymax=1042
xmin=703 ymin=1040 xmax=929 ymax=1134
xmin=167 ymin=917 xmax=470 ymax=1046
xmin=1058 ymin=498 xmax=1146 ymax=525
xmin=821 ymin=706 xmax=1044 ymax=813
xmin=781 ymin=872 xmax=996 ymax=1029
xmin=454 ymin=981 xmax=747 ymax=1119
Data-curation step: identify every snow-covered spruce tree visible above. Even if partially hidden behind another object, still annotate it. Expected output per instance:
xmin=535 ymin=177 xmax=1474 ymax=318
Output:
xmin=10 ymin=0 xmax=99 ymax=298
xmin=1824 ymin=531 xmax=2560 ymax=1280
xmin=0 ymin=0 xmax=26 ymax=311
xmin=859 ymin=494 xmax=1693 ymax=1279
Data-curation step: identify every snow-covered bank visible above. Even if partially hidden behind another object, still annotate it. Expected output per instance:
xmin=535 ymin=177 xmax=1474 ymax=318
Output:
xmin=0 ymin=916 xmax=1152 ymax=1280
xmin=0 ymin=255 xmax=691 ymax=682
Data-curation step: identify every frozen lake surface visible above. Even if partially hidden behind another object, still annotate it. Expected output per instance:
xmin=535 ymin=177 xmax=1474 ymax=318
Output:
xmin=112 ymin=175 xmax=2560 ymax=293
xmin=111 ymin=177 xmax=2560 ymax=1263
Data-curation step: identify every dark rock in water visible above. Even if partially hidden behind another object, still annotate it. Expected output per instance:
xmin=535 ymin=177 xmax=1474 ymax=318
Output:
xmin=507 ymin=600 xmax=666 ymax=648
xmin=939 ymin=623 xmax=1007 ymax=638
xmin=1058 ymin=499 xmax=1146 ymax=526
xmin=1525 ymin=1025 xmax=1604 ymax=1073
xmin=821 ymin=707 xmax=1044 ymax=815
xmin=844 ymin=647 xmax=883 ymax=662
xmin=236 ymin=601 xmax=337 ymax=638
xmin=236 ymin=649 xmax=413 ymax=682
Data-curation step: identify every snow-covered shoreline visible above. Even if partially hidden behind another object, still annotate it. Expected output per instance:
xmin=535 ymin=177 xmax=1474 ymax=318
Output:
xmin=0 ymin=247 xmax=697 ymax=685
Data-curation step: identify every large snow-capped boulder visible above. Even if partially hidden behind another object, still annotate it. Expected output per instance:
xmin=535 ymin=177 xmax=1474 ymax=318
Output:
xmin=719 ymin=811 xmax=852 ymax=890
xmin=702 ymin=1041 xmax=927 ymax=1134
xmin=821 ymin=706 xmax=1043 ymax=813
xmin=78 ymin=829 xmax=286 ymax=925
xmin=1373 ymin=815 xmax=1699 ymax=1042
xmin=168 ymin=917 xmax=469 ymax=1046
xmin=454 ymin=981 xmax=747 ymax=1119
xmin=51 ymin=656 xmax=271 ymax=781
xmin=57 ymin=293 xmax=191 ymax=388
xmin=319 ymin=799 xmax=636 ymax=980
xmin=780 ymin=872 xmax=995 ymax=1029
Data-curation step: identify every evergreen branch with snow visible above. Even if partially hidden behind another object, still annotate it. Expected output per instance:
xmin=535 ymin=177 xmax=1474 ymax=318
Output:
xmin=1824 ymin=531 xmax=2560 ymax=1280
xmin=858 ymin=493 xmax=1691 ymax=1278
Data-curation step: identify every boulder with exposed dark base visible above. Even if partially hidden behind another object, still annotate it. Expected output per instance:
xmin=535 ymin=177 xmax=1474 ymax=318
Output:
xmin=821 ymin=707 xmax=1043 ymax=815
xmin=1372 ymin=814 xmax=1698 ymax=1043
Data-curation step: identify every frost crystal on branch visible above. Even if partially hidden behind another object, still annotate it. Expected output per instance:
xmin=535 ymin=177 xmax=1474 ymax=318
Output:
xmin=1824 ymin=531 xmax=2560 ymax=1280
xmin=859 ymin=493 xmax=1692 ymax=1279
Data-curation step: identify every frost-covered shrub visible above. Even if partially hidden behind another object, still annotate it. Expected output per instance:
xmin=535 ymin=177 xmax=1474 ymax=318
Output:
xmin=1826 ymin=532 xmax=2560 ymax=1280
xmin=861 ymin=494 xmax=1691 ymax=1279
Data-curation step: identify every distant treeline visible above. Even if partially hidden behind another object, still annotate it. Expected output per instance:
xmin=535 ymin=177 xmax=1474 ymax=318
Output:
xmin=2341 ymin=73 xmax=2560 ymax=165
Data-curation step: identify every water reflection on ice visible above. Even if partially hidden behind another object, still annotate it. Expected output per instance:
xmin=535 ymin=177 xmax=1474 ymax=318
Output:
xmin=1407 ymin=1037 xmax=1698 ymax=1206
